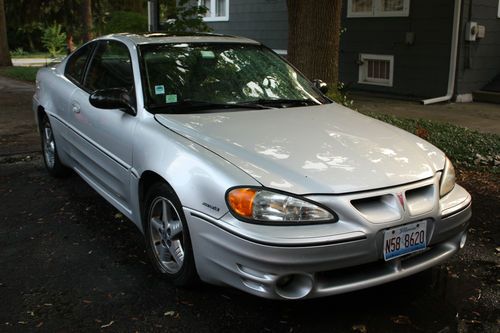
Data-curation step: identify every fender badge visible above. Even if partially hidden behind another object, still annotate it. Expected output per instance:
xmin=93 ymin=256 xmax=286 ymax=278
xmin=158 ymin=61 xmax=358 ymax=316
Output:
xmin=202 ymin=202 xmax=220 ymax=212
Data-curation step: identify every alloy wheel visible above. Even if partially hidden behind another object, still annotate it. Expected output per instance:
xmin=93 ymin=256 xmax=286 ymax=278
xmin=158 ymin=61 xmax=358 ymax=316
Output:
xmin=148 ymin=196 xmax=185 ymax=274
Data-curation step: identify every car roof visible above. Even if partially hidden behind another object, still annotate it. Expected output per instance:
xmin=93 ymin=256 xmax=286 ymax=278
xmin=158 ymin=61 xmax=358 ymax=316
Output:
xmin=102 ymin=32 xmax=261 ymax=46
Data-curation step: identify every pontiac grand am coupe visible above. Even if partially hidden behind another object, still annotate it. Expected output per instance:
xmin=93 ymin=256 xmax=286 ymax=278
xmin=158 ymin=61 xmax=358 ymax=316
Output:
xmin=33 ymin=33 xmax=471 ymax=299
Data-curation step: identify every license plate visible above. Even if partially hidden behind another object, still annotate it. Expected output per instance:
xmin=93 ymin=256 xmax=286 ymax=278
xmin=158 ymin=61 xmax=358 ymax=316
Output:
xmin=383 ymin=221 xmax=427 ymax=261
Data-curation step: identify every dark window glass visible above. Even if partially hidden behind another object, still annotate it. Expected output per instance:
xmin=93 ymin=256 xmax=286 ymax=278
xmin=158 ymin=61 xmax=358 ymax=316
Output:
xmin=65 ymin=43 xmax=94 ymax=84
xmin=84 ymin=40 xmax=134 ymax=93
xmin=139 ymin=43 xmax=328 ymax=111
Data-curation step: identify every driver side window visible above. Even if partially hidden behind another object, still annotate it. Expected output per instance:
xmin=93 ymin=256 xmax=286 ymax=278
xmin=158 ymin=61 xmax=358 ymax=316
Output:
xmin=84 ymin=40 xmax=134 ymax=96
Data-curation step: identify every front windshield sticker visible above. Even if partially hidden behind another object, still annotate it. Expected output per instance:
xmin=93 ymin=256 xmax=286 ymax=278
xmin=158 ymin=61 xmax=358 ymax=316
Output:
xmin=155 ymin=85 xmax=165 ymax=95
xmin=200 ymin=50 xmax=215 ymax=59
xmin=166 ymin=94 xmax=178 ymax=103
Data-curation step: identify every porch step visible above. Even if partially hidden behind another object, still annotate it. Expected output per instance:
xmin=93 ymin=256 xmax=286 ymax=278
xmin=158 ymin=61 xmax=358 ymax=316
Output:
xmin=473 ymin=91 xmax=500 ymax=104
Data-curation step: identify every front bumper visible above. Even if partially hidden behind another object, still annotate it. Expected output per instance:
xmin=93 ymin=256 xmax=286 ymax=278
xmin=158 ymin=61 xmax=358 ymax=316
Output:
xmin=186 ymin=178 xmax=471 ymax=300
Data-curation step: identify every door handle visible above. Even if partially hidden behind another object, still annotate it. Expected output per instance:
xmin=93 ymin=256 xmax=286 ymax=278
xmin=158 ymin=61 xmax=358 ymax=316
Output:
xmin=71 ymin=102 xmax=80 ymax=113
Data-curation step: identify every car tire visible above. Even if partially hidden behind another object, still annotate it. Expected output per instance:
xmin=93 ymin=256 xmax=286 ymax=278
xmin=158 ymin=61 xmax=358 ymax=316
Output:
xmin=143 ymin=182 xmax=198 ymax=286
xmin=40 ymin=114 xmax=70 ymax=177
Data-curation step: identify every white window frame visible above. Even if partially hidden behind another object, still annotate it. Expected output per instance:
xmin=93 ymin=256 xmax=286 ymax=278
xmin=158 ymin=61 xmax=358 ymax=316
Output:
xmin=358 ymin=54 xmax=394 ymax=87
xmin=497 ymin=0 xmax=500 ymax=18
xmin=347 ymin=0 xmax=410 ymax=18
xmin=199 ymin=0 xmax=230 ymax=22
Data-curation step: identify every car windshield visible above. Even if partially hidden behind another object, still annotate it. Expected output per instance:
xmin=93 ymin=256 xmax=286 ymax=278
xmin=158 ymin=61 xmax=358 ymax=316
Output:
xmin=139 ymin=43 xmax=330 ymax=113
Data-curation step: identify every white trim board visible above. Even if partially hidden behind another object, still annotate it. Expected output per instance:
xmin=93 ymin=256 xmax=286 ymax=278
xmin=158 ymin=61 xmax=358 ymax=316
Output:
xmin=347 ymin=0 xmax=410 ymax=18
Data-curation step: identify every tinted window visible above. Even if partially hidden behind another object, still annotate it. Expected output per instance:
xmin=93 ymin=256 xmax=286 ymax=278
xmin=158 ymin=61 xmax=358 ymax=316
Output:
xmin=84 ymin=40 xmax=134 ymax=93
xmin=65 ymin=43 xmax=94 ymax=84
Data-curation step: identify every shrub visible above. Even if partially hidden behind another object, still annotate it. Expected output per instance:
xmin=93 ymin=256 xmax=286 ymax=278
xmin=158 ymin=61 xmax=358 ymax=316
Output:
xmin=103 ymin=11 xmax=148 ymax=34
xmin=41 ymin=24 xmax=66 ymax=57
xmin=10 ymin=48 xmax=27 ymax=57
xmin=327 ymin=82 xmax=355 ymax=108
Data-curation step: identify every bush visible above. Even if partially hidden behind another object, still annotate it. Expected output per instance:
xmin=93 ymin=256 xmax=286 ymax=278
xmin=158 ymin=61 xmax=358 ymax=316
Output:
xmin=10 ymin=48 xmax=27 ymax=57
xmin=41 ymin=24 xmax=66 ymax=57
xmin=103 ymin=11 xmax=148 ymax=34
xmin=327 ymin=82 xmax=354 ymax=108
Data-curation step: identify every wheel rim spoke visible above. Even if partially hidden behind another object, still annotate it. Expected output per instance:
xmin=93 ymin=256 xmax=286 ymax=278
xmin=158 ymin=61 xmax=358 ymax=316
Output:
xmin=150 ymin=217 xmax=164 ymax=233
xmin=156 ymin=242 xmax=168 ymax=261
xmin=168 ymin=240 xmax=184 ymax=265
xmin=161 ymin=200 xmax=170 ymax=223
xmin=168 ymin=219 xmax=183 ymax=239
xmin=43 ymin=124 xmax=55 ymax=168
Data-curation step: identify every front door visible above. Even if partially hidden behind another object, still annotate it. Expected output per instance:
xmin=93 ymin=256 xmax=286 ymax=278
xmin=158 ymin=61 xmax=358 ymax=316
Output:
xmin=68 ymin=40 xmax=137 ymax=211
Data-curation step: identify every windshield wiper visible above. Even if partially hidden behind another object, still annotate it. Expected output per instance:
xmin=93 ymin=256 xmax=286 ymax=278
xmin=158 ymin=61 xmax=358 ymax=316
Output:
xmin=241 ymin=98 xmax=321 ymax=108
xmin=148 ymin=100 xmax=272 ymax=113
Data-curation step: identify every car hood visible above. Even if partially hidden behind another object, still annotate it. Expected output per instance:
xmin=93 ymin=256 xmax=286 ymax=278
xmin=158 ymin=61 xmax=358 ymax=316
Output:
xmin=155 ymin=104 xmax=445 ymax=194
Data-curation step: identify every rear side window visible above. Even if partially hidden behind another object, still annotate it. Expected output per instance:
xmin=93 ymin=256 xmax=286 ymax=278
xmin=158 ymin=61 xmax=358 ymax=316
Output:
xmin=65 ymin=43 xmax=94 ymax=84
xmin=83 ymin=40 xmax=134 ymax=93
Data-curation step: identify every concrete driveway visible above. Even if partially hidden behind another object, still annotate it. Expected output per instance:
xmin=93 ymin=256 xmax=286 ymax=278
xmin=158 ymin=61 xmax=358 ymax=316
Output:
xmin=0 ymin=76 xmax=37 ymax=156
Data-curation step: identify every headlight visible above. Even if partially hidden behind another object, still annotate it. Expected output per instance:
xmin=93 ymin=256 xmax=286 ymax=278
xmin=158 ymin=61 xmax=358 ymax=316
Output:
xmin=440 ymin=157 xmax=456 ymax=197
xmin=226 ymin=187 xmax=336 ymax=224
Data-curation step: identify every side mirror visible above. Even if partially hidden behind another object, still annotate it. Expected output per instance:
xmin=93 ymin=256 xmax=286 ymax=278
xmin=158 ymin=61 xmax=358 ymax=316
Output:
xmin=313 ymin=79 xmax=329 ymax=94
xmin=89 ymin=88 xmax=136 ymax=116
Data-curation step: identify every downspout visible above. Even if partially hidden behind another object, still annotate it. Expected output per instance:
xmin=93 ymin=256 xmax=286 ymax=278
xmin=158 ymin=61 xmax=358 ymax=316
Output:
xmin=421 ymin=0 xmax=462 ymax=105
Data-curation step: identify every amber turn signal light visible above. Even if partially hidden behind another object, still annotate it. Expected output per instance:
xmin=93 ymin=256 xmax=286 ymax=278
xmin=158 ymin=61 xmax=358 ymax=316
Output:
xmin=227 ymin=188 xmax=257 ymax=218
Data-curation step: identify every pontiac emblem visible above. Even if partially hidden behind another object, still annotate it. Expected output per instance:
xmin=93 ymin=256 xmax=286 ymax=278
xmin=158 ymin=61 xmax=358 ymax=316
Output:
xmin=397 ymin=193 xmax=405 ymax=210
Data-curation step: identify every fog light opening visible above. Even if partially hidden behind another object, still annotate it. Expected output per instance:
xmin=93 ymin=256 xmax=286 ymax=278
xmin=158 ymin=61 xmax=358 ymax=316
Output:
xmin=275 ymin=274 xmax=313 ymax=300
xmin=460 ymin=233 xmax=467 ymax=249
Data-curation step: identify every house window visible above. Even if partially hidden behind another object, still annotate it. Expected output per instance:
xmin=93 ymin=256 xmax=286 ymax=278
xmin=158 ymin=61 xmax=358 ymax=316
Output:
xmin=199 ymin=0 xmax=229 ymax=22
xmin=348 ymin=0 xmax=410 ymax=17
xmin=358 ymin=54 xmax=394 ymax=87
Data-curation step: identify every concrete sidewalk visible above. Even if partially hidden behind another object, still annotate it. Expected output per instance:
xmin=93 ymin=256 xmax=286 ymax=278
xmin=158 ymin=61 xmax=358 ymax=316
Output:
xmin=354 ymin=93 xmax=500 ymax=135
xmin=12 ymin=57 xmax=62 ymax=67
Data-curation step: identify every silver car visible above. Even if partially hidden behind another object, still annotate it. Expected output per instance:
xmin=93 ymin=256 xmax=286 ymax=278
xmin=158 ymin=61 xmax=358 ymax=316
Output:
xmin=33 ymin=33 xmax=471 ymax=300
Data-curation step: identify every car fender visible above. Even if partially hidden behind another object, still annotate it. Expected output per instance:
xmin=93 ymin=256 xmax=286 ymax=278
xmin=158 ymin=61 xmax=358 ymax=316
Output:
xmin=129 ymin=113 xmax=260 ymax=231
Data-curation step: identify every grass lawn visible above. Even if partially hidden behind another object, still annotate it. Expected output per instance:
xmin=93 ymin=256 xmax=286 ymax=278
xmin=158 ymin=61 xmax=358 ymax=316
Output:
xmin=0 ymin=66 xmax=40 ymax=82
xmin=368 ymin=113 xmax=500 ymax=173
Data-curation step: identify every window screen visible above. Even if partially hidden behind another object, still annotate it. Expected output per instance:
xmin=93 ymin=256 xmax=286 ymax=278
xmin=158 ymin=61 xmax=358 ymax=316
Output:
xmin=352 ymin=0 xmax=372 ymax=13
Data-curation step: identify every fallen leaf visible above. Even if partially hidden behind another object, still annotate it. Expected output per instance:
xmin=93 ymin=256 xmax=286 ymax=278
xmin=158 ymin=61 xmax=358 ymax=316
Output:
xmin=391 ymin=315 xmax=411 ymax=325
xmin=352 ymin=324 xmax=367 ymax=333
xmin=164 ymin=311 xmax=176 ymax=317
xmin=100 ymin=320 xmax=114 ymax=328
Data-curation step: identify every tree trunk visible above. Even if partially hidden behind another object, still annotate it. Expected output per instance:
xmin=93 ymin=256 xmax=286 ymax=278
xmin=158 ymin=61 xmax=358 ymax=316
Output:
xmin=287 ymin=0 xmax=342 ymax=89
xmin=0 ymin=0 xmax=12 ymax=66
xmin=82 ymin=0 xmax=93 ymax=42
